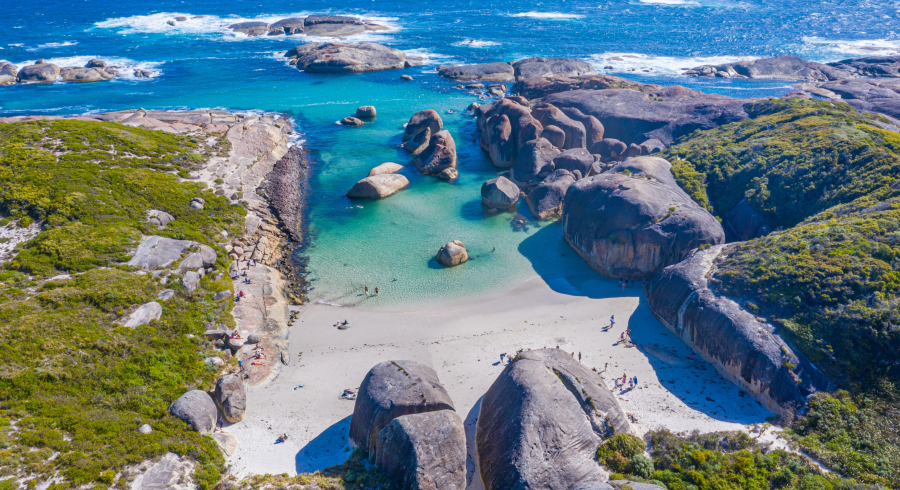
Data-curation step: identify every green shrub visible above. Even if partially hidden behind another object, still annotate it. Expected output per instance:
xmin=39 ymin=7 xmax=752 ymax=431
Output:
xmin=628 ymin=454 xmax=654 ymax=478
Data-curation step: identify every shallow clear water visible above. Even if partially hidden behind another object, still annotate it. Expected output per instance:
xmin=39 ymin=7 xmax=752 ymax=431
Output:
xmin=3 ymin=0 xmax=900 ymax=308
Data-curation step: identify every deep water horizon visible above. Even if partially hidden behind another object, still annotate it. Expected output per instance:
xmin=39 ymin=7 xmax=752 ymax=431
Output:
xmin=3 ymin=0 xmax=900 ymax=308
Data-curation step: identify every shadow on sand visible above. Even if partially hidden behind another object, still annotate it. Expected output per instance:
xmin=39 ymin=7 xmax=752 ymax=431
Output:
xmin=295 ymin=415 xmax=353 ymax=473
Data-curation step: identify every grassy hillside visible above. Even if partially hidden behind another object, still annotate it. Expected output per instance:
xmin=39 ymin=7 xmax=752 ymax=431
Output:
xmin=0 ymin=120 xmax=241 ymax=488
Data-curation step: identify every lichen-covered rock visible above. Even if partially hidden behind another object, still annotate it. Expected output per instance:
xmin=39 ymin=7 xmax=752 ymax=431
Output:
xmin=214 ymin=374 xmax=247 ymax=423
xmin=376 ymin=410 xmax=467 ymax=490
xmin=346 ymin=174 xmax=409 ymax=199
xmin=646 ymin=245 xmax=828 ymax=413
xmin=437 ymin=240 xmax=468 ymax=267
xmin=168 ymin=390 xmax=217 ymax=434
xmin=481 ymin=177 xmax=520 ymax=209
xmin=412 ymin=130 xmax=457 ymax=175
xmin=562 ymin=157 xmax=724 ymax=279
xmin=476 ymin=348 xmax=633 ymax=490
xmin=526 ymin=169 xmax=576 ymax=220
xmin=349 ymin=360 xmax=456 ymax=457
xmin=120 ymin=302 xmax=162 ymax=328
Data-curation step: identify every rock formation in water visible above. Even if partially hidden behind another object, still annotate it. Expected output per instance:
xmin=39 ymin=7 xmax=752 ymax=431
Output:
xmin=285 ymin=42 xmax=423 ymax=73
xmin=412 ymin=130 xmax=457 ymax=175
xmin=436 ymin=240 xmax=468 ymax=267
xmin=512 ymin=57 xmax=599 ymax=81
xmin=230 ymin=14 xmax=389 ymax=37
xmin=346 ymin=174 xmax=409 ymax=199
xmin=526 ymin=169 xmax=576 ymax=220
xmin=684 ymin=55 xmax=853 ymax=81
xmin=266 ymin=146 xmax=305 ymax=240
xmin=481 ymin=176 xmax=520 ymax=209
xmin=437 ymin=62 xmax=515 ymax=82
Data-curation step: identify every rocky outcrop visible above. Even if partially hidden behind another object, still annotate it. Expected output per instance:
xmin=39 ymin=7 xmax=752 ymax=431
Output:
xmin=231 ymin=15 xmax=388 ymax=37
xmin=813 ymin=78 xmax=900 ymax=119
xmin=119 ymin=302 xmax=162 ymax=328
xmin=168 ymin=390 xmax=217 ymax=434
xmin=0 ymin=63 xmax=18 ymax=86
xmin=228 ymin=21 xmax=271 ymax=36
xmin=376 ymin=410 xmax=467 ymax=490
xmin=356 ymin=105 xmax=377 ymax=118
xmin=266 ymin=146 xmax=305 ymax=241
xmin=269 ymin=17 xmax=306 ymax=35
xmin=286 ymin=42 xmax=423 ymax=73
xmin=403 ymin=110 xmax=443 ymax=146
xmin=562 ymin=157 xmax=724 ymax=279
xmin=412 ymin=130 xmax=457 ymax=175
xmin=437 ymin=62 xmax=515 ymax=82
xmin=685 ymin=55 xmax=853 ymax=81
xmin=17 ymin=62 xmax=61 ymax=83
xmin=341 ymin=116 xmax=364 ymax=127
xmin=512 ymin=57 xmax=598 ymax=81
xmin=128 ymin=236 xmax=196 ymax=270
xmin=129 ymin=453 xmax=196 ymax=490
xmin=349 ymin=360 xmax=456 ymax=457
xmin=646 ymin=245 xmax=828 ymax=413
xmin=513 ymin=74 xmax=654 ymax=99
xmin=533 ymin=104 xmax=586 ymax=150
xmin=510 ymin=138 xmax=559 ymax=187
xmin=827 ymin=55 xmax=900 ymax=78
xmin=214 ymin=374 xmax=247 ymax=423
xmin=182 ymin=271 xmax=200 ymax=293
xmin=476 ymin=348 xmax=633 ymax=490
xmin=481 ymin=177 xmax=520 ymax=209
xmin=437 ymin=240 xmax=468 ymax=267
xmin=59 ymin=67 xmax=114 ymax=83
xmin=146 ymin=210 xmax=174 ymax=229
xmin=211 ymin=431 xmax=238 ymax=456
xmin=552 ymin=148 xmax=593 ymax=176
xmin=346 ymin=174 xmax=409 ymax=199
xmin=526 ymin=169 xmax=576 ymax=220
xmin=369 ymin=162 xmax=404 ymax=176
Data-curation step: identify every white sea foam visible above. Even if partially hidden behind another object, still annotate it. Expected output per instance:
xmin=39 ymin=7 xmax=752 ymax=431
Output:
xmin=507 ymin=12 xmax=585 ymax=20
xmin=589 ymin=52 xmax=757 ymax=76
xmin=453 ymin=39 xmax=501 ymax=48
xmin=29 ymin=41 xmax=79 ymax=51
xmin=639 ymin=0 xmax=700 ymax=4
xmin=800 ymin=37 xmax=900 ymax=58
xmin=403 ymin=48 xmax=455 ymax=66
xmin=8 ymin=44 xmax=24 ymax=47
xmin=10 ymin=56 xmax=163 ymax=81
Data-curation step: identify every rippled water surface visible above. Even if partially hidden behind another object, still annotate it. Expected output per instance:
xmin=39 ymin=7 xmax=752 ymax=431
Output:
xmin=3 ymin=0 xmax=899 ymax=307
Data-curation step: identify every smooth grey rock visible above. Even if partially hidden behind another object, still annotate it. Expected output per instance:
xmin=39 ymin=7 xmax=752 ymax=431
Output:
xmin=487 ymin=114 xmax=516 ymax=167
xmin=437 ymin=240 xmax=468 ymax=267
xmin=369 ymin=162 xmax=404 ymax=176
xmin=268 ymin=17 xmax=306 ymax=35
xmin=139 ymin=424 xmax=152 ymax=434
xmin=510 ymin=137 xmax=560 ymax=187
xmin=816 ymin=78 xmax=900 ymax=118
xmin=376 ymin=410 xmax=467 ymax=490
xmin=476 ymin=348 xmax=632 ymax=490
xmin=182 ymin=271 xmax=201 ymax=293
xmin=179 ymin=252 xmax=204 ymax=271
xmin=513 ymin=57 xmax=598 ymax=81
xmin=227 ymin=337 xmax=245 ymax=351
xmin=481 ymin=177 xmax=520 ymax=209
xmin=687 ymin=55 xmax=852 ymax=81
xmin=592 ymin=138 xmax=628 ymax=160
xmin=211 ymin=431 xmax=238 ymax=456
xmin=827 ymin=55 xmax=900 ymax=78
xmin=647 ymin=245 xmax=828 ymax=412
xmin=214 ymin=375 xmax=247 ymax=423
xmin=286 ymin=42 xmax=424 ymax=73
xmin=533 ymin=104 xmax=587 ymax=150
xmin=357 ymin=105 xmax=377 ymax=118
xmin=0 ymin=63 xmax=17 ymax=86
xmin=403 ymin=109 xmax=443 ymax=143
xmin=17 ymin=63 xmax=61 ymax=83
xmin=157 ymin=289 xmax=175 ymax=301
xmin=526 ymin=169 xmax=576 ymax=220
xmin=553 ymin=148 xmax=594 ymax=176
xmin=347 ymin=174 xmax=409 ymax=198
xmin=412 ymin=130 xmax=457 ymax=175
xmin=610 ymin=481 xmax=666 ymax=490
xmin=228 ymin=21 xmax=271 ymax=36
xmin=120 ymin=302 xmax=162 ymax=328
xmin=130 ymin=453 xmax=195 ymax=490
xmin=198 ymin=244 xmax=217 ymax=267
xmin=560 ymin=106 xmax=605 ymax=149
xmin=563 ymin=157 xmax=724 ymax=279
xmin=147 ymin=210 xmax=175 ymax=229
xmin=246 ymin=333 xmax=260 ymax=344
xmin=59 ymin=67 xmax=114 ymax=83
xmin=349 ymin=360 xmax=456 ymax=457
xmin=404 ymin=127 xmax=432 ymax=155
xmin=213 ymin=291 xmax=231 ymax=302
xmin=204 ymin=329 xmax=228 ymax=340
xmin=168 ymin=390 xmax=217 ymax=434
xmin=640 ymin=138 xmax=666 ymax=154
xmin=341 ymin=116 xmax=364 ymax=127
xmin=437 ymin=62 xmax=515 ymax=82
xmin=204 ymin=356 xmax=225 ymax=367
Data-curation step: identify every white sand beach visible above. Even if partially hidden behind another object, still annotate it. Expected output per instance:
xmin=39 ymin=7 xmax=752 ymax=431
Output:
xmin=225 ymin=272 xmax=776 ymax=484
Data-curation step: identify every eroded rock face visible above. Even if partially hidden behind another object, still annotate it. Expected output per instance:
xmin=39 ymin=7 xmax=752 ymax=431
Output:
xmin=349 ymin=360 xmax=456 ymax=457
xmin=646 ymin=245 xmax=828 ymax=413
xmin=828 ymin=55 xmax=900 ymax=78
xmin=403 ymin=110 xmax=443 ymax=144
xmin=346 ymin=174 xmax=410 ymax=199
xmin=562 ymin=157 xmax=724 ymax=279
xmin=510 ymin=137 xmax=560 ymax=187
xmin=168 ymin=390 xmax=217 ymax=434
xmin=685 ymin=56 xmax=853 ymax=81
xmin=476 ymin=348 xmax=633 ymax=490
xmin=214 ymin=374 xmax=247 ymax=423
xmin=412 ymin=130 xmax=457 ymax=175
xmin=266 ymin=147 xmax=305 ymax=240
xmin=526 ymin=169 xmax=576 ymax=220
xmin=481 ymin=176 xmax=520 ymax=209
xmin=286 ymin=42 xmax=423 ymax=73
xmin=376 ymin=410 xmax=467 ymax=490
xmin=512 ymin=57 xmax=598 ymax=81
xmin=437 ymin=240 xmax=468 ymax=267
xmin=437 ymin=62 xmax=515 ymax=82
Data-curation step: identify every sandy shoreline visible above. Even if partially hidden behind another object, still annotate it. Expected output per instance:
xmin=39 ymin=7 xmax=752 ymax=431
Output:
xmin=225 ymin=271 xmax=775 ymax=483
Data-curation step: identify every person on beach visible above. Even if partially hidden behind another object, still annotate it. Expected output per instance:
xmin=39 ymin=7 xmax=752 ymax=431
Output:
xmin=610 ymin=315 xmax=615 ymax=327
xmin=365 ymin=286 xmax=368 ymax=296
xmin=500 ymin=353 xmax=505 ymax=363
xmin=238 ymin=360 xmax=243 ymax=371
xmin=578 ymin=352 xmax=582 ymax=361
xmin=375 ymin=287 xmax=379 ymax=295
xmin=605 ymin=362 xmax=608 ymax=371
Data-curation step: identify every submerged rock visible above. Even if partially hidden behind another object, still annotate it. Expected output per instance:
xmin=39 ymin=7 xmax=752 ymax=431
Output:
xmin=376 ymin=410 xmax=467 ymax=490
xmin=346 ymin=174 xmax=409 ymax=199
xmin=286 ymin=42 xmax=424 ymax=73
xmin=168 ymin=390 xmax=217 ymax=434
xmin=437 ymin=240 xmax=468 ymax=267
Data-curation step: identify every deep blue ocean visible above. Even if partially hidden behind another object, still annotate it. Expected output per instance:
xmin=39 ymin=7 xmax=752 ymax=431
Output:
xmin=3 ymin=0 xmax=899 ymax=308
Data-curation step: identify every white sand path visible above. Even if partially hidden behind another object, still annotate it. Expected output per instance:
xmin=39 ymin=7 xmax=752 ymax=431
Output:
xmin=225 ymin=273 xmax=774 ymax=483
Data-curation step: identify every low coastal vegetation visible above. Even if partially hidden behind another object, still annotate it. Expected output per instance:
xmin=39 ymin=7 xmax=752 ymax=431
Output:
xmin=666 ymin=99 xmax=900 ymax=487
xmin=0 ymin=120 xmax=241 ymax=488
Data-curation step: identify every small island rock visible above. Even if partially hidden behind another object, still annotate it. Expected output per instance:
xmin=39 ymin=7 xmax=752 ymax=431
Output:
xmin=437 ymin=240 xmax=468 ymax=267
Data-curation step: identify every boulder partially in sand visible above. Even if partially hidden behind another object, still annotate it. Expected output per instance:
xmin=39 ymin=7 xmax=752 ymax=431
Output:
xmin=119 ymin=302 xmax=163 ymax=328
xmin=368 ymin=162 xmax=404 ymax=176
xmin=476 ymin=348 xmax=633 ymax=490
xmin=214 ymin=374 xmax=247 ymax=423
xmin=286 ymin=42 xmax=423 ymax=73
xmin=646 ymin=245 xmax=828 ymax=413
xmin=437 ymin=62 xmax=515 ymax=82
xmin=481 ymin=176 xmax=520 ymax=209
xmin=169 ymin=390 xmax=217 ymax=434
xmin=512 ymin=57 xmax=598 ymax=81
xmin=562 ymin=157 xmax=724 ymax=279
xmin=403 ymin=109 xmax=443 ymax=143
xmin=437 ymin=240 xmax=468 ymax=267
xmin=376 ymin=410 xmax=467 ymax=490
xmin=526 ymin=169 xmax=576 ymax=220
xmin=17 ymin=62 xmax=61 ymax=83
xmin=412 ymin=130 xmax=457 ymax=175
xmin=685 ymin=55 xmax=853 ymax=81
xmin=346 ymin=174 xmax=409 ymax=199
xmin=349 ymin=360 xmax=456 ymax=457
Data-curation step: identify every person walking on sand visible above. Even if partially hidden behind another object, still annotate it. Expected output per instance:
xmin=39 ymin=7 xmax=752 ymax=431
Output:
xmin=375 ymin=287 xmax=379 ymax=296
xmin=365 ymin=285 xmax=368 ymax=296
xmin=578 ymin=352 xmax=582 ymax=361
xmin=605 ymin=362 xmax=608 ymax=371
xmin=610 ymin=315 xmax=615 ymax=328
xmin=500 ymin=353 xmax=505 ymax=363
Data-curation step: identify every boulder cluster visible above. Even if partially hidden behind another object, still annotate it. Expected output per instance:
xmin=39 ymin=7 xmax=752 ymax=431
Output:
xmin=1 ymin=59 xmax=132 ymax=86
xmin=402 ymin=109 xmax=458 ymax=180
xmin=229 ymin=14 xmax=389 ymax=37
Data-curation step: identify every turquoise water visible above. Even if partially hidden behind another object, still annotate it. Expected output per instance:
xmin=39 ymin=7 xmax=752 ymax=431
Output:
xmin=4 ymin=0 xmax=900 ymax=308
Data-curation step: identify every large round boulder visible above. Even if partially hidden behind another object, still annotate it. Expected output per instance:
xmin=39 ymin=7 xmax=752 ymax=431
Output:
xmin=481 ymin=177 xmax=520 ymax=209
xmin=510 ymin=138 xmax=560 ymax=187
xmin=436 ymin=240 xmax=468 ymax=267
xmin=562 ymin=158 xmax=725 ymax=280
xmin=412 ymin=130 xmax=457 ymax=175
xmin=541 ymin=125 xmax=566 ymax=149
xmin=169 ymin=390 xmax=217 ymax=434
xmin=375 ymin=410 xmax=467 ymax=490
xmin=214 ymin=374 xmax=247 ymax=423
xmin=349 ymin=360 xmax=456 ymax=457
xmin=487 ymin=114 xmax=516 ymax=167
xmin=17 ymin=63 xmax=61 ymax=83
xmin=560 ymin=106 xmax=605 ymax=148
xmin=357 ymin=106 xmax=377 ymax=118
xmin=476 ymin=349 xmax=633 ymax=490
xmin=526 ymin=169 xmax=576 ymax=220
xmin=403 ymin=110 xmax=443 ymax=144
xmin=286 ymin=42 xmax=424 ymax=73
xmin=552 ymin=148 xmax=594 ymax=177
xmin=346 ymin=174 xmax=409 ymax=199
xmin=532 ymin=104 xmax=586 ymax=150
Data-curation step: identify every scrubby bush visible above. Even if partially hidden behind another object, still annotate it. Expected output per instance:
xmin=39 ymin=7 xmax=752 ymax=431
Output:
xmin=628 ymin=454 xmax=654 ymax=478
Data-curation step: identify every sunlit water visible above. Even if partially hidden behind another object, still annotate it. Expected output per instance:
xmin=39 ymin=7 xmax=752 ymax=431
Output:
xmin=3 ymin=0 xmax=899 ymax=308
